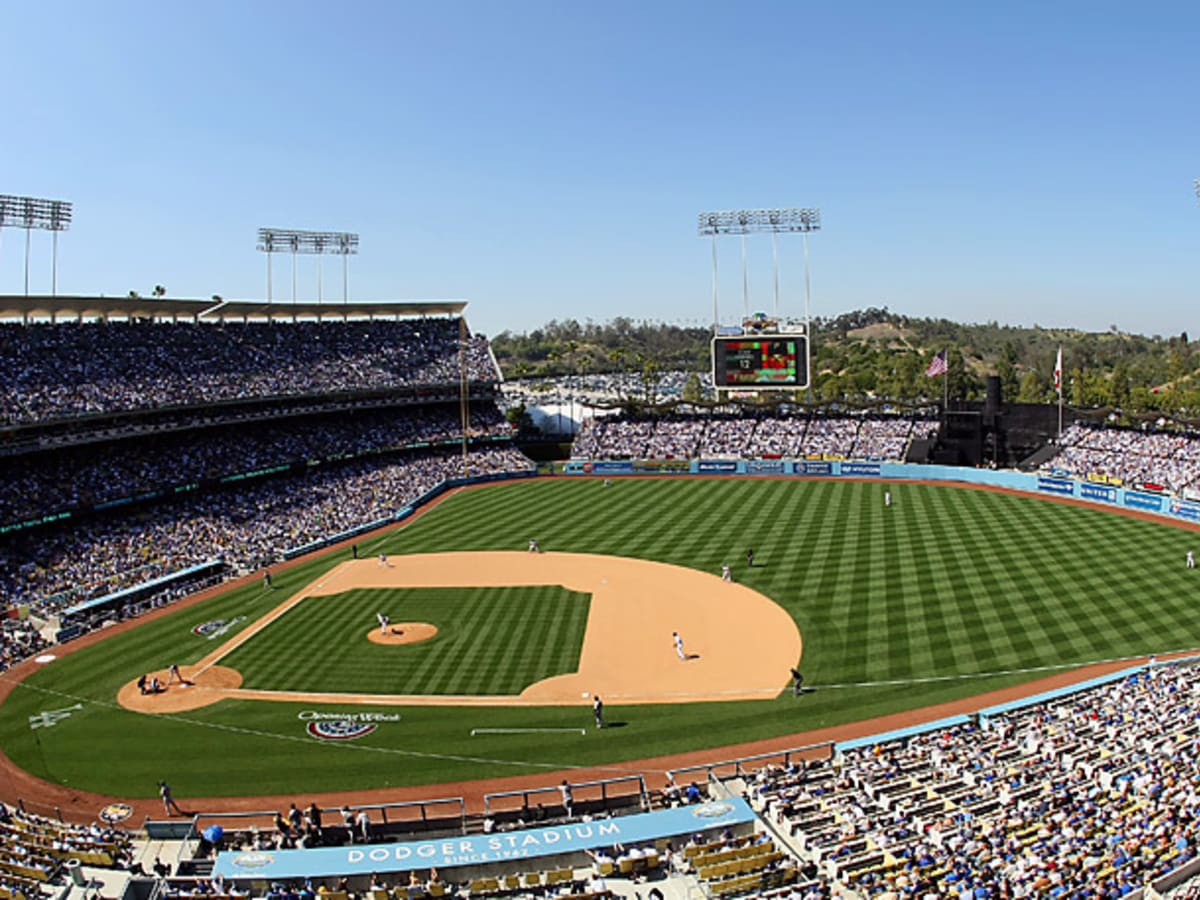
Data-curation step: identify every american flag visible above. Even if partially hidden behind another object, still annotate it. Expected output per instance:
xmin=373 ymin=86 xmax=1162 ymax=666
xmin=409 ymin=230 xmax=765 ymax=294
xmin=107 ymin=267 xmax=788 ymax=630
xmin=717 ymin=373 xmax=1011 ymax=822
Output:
xmin=924 ymin=350 xmax=948 ymax=378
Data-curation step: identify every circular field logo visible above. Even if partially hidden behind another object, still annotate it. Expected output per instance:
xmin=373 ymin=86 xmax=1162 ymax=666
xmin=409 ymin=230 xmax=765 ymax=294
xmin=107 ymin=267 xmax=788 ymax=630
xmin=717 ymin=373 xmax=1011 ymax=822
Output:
xmin=306 ymin=721 xmax=378 ymax=741
xmin=99 ymin=803 xmax=133 ymax=824
xmin=192 ymin=616 xmax=245 ymax=640
xmin=691 ymin=801 xmax=735 ymax=819
xmin=231 ymin=852 xmax=274 ymax=869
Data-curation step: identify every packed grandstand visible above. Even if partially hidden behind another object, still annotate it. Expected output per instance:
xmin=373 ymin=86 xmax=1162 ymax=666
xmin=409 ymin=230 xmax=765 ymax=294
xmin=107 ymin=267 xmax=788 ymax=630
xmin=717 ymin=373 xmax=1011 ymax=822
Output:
xmin=8 ymin=309 xmax=1200 ymax=900
xmin=3 ymin=656 xmax=1199 ymax=900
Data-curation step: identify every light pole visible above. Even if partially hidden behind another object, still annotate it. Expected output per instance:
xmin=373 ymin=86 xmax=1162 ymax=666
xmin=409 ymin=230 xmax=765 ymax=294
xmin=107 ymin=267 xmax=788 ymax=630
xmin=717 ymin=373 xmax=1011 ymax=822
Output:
xmin=257 ymin=228 xmax=359 ymax=305
xmin=0 ymin=194 xmax=72 ymax=296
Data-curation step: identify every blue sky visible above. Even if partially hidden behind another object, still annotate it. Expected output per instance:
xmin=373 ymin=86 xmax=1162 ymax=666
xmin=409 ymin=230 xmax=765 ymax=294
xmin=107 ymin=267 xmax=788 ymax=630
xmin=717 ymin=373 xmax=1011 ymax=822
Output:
xmin=3 ymin=1 xmax=1198 ymax=338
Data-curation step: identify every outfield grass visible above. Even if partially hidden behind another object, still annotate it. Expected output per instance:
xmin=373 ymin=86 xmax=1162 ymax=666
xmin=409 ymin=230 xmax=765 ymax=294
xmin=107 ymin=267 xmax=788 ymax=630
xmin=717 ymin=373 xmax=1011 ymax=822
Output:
xmin=221 ymin=586 xmax=590 ymax=694
xmin=2 ymin=478 xmax=1197 ymax=799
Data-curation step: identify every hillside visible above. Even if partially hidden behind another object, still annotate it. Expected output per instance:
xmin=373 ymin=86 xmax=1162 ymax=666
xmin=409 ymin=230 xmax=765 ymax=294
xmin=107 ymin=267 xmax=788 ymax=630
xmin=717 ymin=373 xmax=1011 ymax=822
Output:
xmin=488 ymin=308 xmax=1200 ymax=414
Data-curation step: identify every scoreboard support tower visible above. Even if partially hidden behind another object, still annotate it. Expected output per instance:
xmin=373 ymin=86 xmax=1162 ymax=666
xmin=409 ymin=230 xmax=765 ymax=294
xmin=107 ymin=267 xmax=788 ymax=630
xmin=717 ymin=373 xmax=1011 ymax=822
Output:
xmin=698 ymin=208 xmax=820 ymax=400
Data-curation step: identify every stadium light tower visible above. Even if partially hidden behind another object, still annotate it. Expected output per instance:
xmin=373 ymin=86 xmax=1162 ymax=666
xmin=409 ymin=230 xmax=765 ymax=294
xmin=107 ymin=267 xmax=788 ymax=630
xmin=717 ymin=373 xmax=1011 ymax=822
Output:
xmin=256 ymin=228 xmax=360 ymax=304
xmin=0 ymin=194 xmax=73 ymax=296
xmin=698 ymin=208 xmax=820 ymax=319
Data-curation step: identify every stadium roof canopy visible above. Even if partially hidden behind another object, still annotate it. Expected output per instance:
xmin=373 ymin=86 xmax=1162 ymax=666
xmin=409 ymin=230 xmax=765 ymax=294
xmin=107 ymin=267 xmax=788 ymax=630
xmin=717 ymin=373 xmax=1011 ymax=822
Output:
xmin=0 ymin=295 xmax=467 ymax=322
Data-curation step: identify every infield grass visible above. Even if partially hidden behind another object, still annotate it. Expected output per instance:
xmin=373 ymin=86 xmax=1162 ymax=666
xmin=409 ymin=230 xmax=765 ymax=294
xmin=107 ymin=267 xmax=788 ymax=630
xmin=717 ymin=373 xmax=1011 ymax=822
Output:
xmin=222 ymin=586 xmax=590 ymax=694
xmin=3 ymin=477 xmax=1199 ymax=799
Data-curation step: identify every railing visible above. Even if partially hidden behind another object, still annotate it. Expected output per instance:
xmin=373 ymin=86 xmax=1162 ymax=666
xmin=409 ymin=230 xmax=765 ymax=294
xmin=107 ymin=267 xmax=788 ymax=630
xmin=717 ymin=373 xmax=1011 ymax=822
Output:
xmin=184 ymin=796 xmax=468 ymax=843
xmin=668 ymin=741 xmax=834 ymax=788
xmin=483 ymin=774 xmax=647 ymax=818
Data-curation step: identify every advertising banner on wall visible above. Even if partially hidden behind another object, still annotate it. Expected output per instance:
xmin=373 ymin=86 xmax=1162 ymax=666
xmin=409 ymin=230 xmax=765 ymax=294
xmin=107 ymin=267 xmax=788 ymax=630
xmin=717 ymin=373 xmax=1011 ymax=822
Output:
xmin=792 ymin=461 xmax=833 ymax=476
xmin=1170 ymin=500 xmax=1200 ymax=523
xmin=1123 ymin=491 xmax=1164 ymax=512
xmin=632 ymin=459 xmax=691 ymax=473
xmin=1037 ymin=477 xmax=1076 ymax=497
xmin=841 ymin=462 xmax=882 ymax=477
xmin=697 ymin=460 xmax=740 ymax=474
xmin=1078 ymin=482 xmax=1117 ymax=504
xmin=745 ymin=460 xmax=786 ymax=474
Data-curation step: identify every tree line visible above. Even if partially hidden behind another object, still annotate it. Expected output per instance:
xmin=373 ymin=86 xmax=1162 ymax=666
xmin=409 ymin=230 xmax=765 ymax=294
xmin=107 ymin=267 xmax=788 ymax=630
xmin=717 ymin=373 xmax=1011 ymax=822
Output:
xmin=489 ymin=308 xmax=1200 ymax=416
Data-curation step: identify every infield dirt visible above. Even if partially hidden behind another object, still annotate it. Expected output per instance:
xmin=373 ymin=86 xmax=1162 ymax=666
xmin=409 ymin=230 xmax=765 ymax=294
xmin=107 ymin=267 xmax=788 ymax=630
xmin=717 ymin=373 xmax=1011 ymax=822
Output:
xmin=118 ymin=551 xmax=803 ymax=713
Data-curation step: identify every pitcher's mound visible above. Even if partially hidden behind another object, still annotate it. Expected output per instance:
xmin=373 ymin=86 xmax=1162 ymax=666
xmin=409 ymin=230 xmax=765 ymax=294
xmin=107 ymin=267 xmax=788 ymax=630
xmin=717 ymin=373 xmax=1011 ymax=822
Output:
xmin=367 ymin=622 xmax=438 ymax=646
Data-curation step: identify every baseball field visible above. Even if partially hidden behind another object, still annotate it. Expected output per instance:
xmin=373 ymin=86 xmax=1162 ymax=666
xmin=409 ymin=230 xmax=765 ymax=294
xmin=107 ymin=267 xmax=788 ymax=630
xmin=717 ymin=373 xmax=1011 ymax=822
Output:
xmin=1 ymin=477 xmax=1197 ymax=808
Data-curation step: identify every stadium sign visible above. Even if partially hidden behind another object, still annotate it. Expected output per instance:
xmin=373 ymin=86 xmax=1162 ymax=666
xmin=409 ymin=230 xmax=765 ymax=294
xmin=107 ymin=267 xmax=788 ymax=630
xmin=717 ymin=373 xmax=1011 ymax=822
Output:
xmin=632 ymin=459 xmax=690 ymax=473
xmin=213 ymin=798 xmax=755 ymax=879
xmin=1171 ymin=501 xmax=1200 ymax=523
xmin=792 ymin=461 xmax=832 ymax=476
xmin=697 ymin=460 xmax=739 ymax=473
xmin=1123 ymin=491 xmax=1163 ymax=513
xmin=1078 ymin=483 xmax=1117 ymax=504
xmin=1037 ymin=477 xmax=1075 ymax=497
xmin=745 ymin=460 xmax=785 ymax=475
xmin=590 ymin=461 xmax=634 ymax=474
xmin=841 ymin=462 xmax=882 ymax=477
xmin=99 ymin=803 xmax=134 ymax=824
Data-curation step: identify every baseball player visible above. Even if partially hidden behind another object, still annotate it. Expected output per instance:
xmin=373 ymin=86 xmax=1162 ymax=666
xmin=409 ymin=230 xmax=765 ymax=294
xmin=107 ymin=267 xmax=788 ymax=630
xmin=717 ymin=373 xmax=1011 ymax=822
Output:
xmin=721 ymin=564 xmax=732 ymax=582
xmin=673 ymin=631 xmax=686 ymax=660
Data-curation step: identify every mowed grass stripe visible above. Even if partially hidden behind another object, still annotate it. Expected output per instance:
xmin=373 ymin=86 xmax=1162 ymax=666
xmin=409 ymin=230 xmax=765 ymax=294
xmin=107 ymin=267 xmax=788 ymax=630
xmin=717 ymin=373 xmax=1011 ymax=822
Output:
xmin=221 ymin=586 xmax=589 ymax=695
xmin=15 ymin=477 xmax=1200 ymax=799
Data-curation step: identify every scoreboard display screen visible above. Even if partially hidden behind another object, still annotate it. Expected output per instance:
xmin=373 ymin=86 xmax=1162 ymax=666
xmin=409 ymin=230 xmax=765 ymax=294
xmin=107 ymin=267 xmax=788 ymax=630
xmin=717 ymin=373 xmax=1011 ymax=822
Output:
xmin=712 ymin=336 xmax=808 ymax=389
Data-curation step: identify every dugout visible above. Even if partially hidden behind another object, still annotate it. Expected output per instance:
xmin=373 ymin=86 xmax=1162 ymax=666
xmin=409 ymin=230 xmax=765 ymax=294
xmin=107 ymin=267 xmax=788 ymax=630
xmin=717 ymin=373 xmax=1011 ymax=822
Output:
xmin=56 ymin=560 xmax=226 ymax=641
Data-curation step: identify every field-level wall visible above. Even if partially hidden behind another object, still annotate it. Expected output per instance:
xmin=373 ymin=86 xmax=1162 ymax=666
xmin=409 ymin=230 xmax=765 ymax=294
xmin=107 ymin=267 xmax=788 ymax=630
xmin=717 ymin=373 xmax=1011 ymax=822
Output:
xmin=562 ymin=459 xmax=1200 ymax=525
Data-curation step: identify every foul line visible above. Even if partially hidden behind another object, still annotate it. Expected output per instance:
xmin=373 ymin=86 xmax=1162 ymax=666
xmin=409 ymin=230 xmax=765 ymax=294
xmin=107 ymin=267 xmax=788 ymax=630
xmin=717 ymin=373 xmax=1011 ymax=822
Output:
xmin=471 ymin=727 xmax=587 ymax=736
xmin=812 ymin=650 xmax=1196 ymax=691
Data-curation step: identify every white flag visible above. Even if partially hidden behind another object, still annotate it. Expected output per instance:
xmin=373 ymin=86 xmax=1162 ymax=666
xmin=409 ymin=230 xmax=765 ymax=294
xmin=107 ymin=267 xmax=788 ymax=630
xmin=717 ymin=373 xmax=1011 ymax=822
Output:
xmin=1054 ymin=346 xmax=1063 ymax=396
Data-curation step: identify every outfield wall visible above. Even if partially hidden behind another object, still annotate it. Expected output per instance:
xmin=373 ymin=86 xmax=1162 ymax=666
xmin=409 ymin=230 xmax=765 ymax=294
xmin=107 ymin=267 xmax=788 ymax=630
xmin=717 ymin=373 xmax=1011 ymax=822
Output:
xmin=563 ymin=459 xmax=1200 ymax=525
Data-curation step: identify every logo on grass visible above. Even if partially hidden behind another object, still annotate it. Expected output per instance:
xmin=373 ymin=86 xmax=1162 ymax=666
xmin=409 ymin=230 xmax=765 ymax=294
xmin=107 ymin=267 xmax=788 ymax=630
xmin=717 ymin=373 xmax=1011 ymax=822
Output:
xmin=306 ymin=720 xmax=378 ymax=741
xmin=692 ymin=801 xmax=736 ymax=819
xmin=29 ymin=703 xmax=82 ymax=730
xmin=230 ymin=852 xmax=274 ymax=869
xmin=192 ymin=616 xmax=246 ymax=640
xmin=99 ymin=803 xmax=133 ymax=824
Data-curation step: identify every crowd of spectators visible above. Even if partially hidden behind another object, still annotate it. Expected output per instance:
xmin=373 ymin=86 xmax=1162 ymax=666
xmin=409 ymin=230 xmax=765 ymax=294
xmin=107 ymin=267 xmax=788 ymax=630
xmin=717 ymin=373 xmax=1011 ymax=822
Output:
xmin=0 ymin=319 xmax=498 ymax=425
xmin=572 ymin=415 xmax=933 ymax=461
xmin=1043 ymin=425 xmax=1200 ymax=494
xmin=0 ymin=621 xmax=49 ymax=673
xmin=0 ymin=801 xmax=136 ymax=897
xmin=500 ymin=371 xmax=707 ymax=409
xmin=752 ymin=660 xmax=1200 ymax=899
xmin=0 ymin=404 xmax=510 ymax=527
xmin=0 ymin=445 xmax=534 ymax=610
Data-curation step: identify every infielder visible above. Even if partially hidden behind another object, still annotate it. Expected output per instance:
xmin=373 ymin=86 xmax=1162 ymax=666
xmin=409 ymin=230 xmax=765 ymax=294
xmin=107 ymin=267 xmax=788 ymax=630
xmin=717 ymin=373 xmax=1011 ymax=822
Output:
xmin=673 ymin=631 xmax=686 ymax=660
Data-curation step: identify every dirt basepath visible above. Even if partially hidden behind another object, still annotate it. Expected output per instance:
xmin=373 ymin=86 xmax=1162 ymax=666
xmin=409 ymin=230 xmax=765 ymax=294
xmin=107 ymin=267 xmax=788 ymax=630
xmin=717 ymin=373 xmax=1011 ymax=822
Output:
xmin=118 ymin=552 xmax=802 ymax=712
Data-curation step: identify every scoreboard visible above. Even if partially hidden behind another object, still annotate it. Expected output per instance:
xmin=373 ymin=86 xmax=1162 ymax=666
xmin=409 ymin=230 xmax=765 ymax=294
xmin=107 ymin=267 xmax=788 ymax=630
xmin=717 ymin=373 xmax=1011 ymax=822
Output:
xmin=711 ymin=335 xmax=809 ymax=390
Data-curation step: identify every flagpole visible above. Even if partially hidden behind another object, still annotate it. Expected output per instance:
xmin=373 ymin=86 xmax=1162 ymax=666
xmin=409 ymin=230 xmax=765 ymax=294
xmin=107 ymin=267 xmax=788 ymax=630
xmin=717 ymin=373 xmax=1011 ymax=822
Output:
xmin=1056 ymin=345 xmax=1064 ymax=441
xmin=944 ymin=352 xmax=950 ymax=414
xmin=1058 ymin=378 xmax=1063 ymax=441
